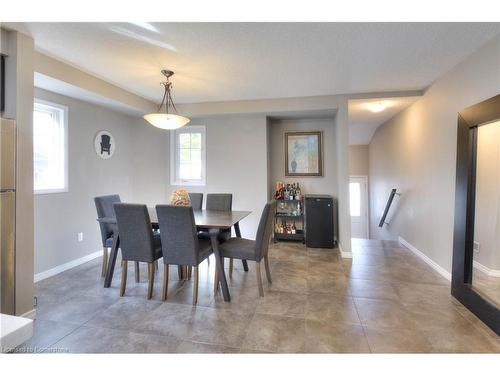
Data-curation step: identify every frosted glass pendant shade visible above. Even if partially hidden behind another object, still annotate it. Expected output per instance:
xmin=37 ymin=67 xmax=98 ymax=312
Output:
xmin=143 ymin=113 xmax=190 ymax=130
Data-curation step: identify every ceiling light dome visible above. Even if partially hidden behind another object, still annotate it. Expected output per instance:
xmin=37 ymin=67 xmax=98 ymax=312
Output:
xmin=144 ymin=69 xmax=190 ymax=130
xmin=366 ymin=102 xmax=387 ymax=113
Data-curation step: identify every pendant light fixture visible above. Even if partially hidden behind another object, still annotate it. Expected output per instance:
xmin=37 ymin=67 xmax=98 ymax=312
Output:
xmin=143 ymin=69 xmax=190 ymax=130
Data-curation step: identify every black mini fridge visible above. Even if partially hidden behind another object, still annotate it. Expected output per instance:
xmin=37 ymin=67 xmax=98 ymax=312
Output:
xmin=305 ymin=195 xmax=336 ymax=248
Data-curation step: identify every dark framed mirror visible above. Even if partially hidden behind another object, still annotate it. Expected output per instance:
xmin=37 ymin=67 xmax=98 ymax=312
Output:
xmin=452 ymin=94 xmax=500 ymax=335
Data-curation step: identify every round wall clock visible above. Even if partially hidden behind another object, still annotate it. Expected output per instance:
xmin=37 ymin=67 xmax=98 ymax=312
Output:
xmin=94 ymin=130 xmax=115 ymax=159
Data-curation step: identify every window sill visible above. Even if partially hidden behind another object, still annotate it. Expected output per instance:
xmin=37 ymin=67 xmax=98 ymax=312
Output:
xmin=34 ymin=188 xmax=68 ymax=195
xmin=170 ymin=180 xmax=206 ymax=187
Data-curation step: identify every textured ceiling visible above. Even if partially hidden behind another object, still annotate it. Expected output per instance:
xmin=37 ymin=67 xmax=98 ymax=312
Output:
xmin=349 ymin=97 xmax=420 ymax=144
xmin=6 ymin=22 xmax=500 ymax=104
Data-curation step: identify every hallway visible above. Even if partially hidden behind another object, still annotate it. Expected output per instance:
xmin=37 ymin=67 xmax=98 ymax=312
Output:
xmin=17 ymin=239 xmax=500 ymax=353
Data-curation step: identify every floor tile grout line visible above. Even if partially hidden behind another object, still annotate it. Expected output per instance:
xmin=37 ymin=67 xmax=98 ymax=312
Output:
xmin=351 ymin=296 xmax=374 ymax=353
xmin=43 ymin=321 xmax=85 ymax=352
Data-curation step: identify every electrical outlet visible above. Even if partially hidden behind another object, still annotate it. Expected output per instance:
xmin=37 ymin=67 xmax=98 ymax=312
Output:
xmin=78 ymin=232 xmax=84 ymax=242
xmin=473 ymin=241 xmax=480 ymax=253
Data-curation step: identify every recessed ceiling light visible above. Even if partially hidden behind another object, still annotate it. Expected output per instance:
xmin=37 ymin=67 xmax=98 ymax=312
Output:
xmin=366 ymin=102 xmax=387 ymax=113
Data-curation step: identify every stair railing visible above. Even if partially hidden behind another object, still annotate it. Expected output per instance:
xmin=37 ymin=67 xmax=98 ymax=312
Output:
xmin=378 ymin=188 xmax=401 ymax=227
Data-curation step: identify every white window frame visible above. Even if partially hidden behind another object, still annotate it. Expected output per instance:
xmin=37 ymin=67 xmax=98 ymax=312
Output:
xmin=33 ymin=99 xmax=69 ymax=195
xmin=170 ymin=125 xmax=206 ymax=186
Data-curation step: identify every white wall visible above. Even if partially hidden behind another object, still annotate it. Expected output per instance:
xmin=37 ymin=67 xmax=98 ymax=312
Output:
xmin=166 ymin=116 xmax=269 ymax=239
xmin=369 ymin=35 xmax=500 ymax=273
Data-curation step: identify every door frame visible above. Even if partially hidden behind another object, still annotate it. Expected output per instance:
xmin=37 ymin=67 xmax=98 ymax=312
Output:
xmin=349 ymin=175 xmax=369 ymax=239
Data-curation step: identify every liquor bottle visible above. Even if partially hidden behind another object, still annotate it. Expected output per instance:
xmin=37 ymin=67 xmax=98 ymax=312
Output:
xmin=291 ymin=221 xmax=296 ymax=234
xmin=297 ymin=201 xmax=301 ymax=215
xmin=295 ymin=183 xmax=301 ymax=200
xmin=275 ymin=181 xmax=281 ymax=199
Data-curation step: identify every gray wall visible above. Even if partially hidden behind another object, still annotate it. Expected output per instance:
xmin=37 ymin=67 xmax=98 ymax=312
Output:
xmin=268 ymin=118 xmax=338 ymax=197
xmin=33 ymin=89 xmax=164 ymax=275
xmin=166 ymin=116 xmax=269 ymax=239
xmin=349 ymin=145 xmax=369 ymax=175
xmin=129 ymin=121 xmax=169 ymax=207
xmin=369 ymin=35 xmax=500 ymax=273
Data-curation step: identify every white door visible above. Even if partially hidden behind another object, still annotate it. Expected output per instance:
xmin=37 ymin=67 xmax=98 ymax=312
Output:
xmin=349 ymin=176 xmax=369 ymax=239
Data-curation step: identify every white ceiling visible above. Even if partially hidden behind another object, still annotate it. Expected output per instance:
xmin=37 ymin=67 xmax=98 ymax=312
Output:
xmin=6 ymin=22 xmax=500 ymax=104
xmin=348 ymin=97 xmax=420 ymax=144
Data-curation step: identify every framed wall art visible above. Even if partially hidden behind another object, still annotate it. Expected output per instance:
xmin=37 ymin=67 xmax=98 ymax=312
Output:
xmin=285 ymin=131 xmax=323 ymax=176
xmin=94 ymin=130 xmax=115 ymax=159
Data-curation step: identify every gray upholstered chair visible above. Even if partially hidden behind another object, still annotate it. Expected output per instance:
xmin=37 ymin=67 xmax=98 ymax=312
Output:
xmin=218 ymin=201 xmax=276 ymax=297
xmin=200 ymin=193 xmax=233 ymax=241
xmin=198 ymin=193 xmax=233 ymax=279
xmin=188 ymin=193 xmax=203 ymax=211
xmin=156 ymin=205 xmax=213 ymax=305
xmin=113 ymin=203 xmax=163 ymax=299
xmin=94 ymin=195 xmax=121 ymax=277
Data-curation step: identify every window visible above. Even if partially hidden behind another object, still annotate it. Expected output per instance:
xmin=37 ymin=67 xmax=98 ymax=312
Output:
xmin=349 ymin=182 xmax=361 ymax=217
xmin=170 ymin=125 xmax=206 ymax=186
xmin=33 ymin=100 xmax=68 ymax=194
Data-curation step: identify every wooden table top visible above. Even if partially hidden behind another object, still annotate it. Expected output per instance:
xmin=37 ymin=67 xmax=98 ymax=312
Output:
xmin=98 ymin=208 xmax=251 ymax=229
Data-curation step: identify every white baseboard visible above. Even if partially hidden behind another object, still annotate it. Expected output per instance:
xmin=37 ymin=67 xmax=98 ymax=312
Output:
xmin=398 ymin=236 xmax=451 ymax=281
xmin=34 ymin=250 xmax=102 ymax=283
xmin=338 ymin=242 xmax=353 ymax=259
xmin=20 ymin=309 xmax=36 ymax=320
xmin=473 ymin=260 xmax=500 ymax=277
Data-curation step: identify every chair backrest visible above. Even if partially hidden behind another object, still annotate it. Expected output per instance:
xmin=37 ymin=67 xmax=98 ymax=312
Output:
xmin=188 ymin=193 xmax=203 ymax=211
xmin=101 ymin=134 xmax=111 ymax=146
xmin=156 ymin=205 xmax=199 ymax=266
xmin=206 ymin=193 xmax=232 ymax=211
xmin=94 ymin=194 xmax=121 ymax=246
xmin=254 ymin=200 xmax=277 ymax=261
xmin=114 ymin=203 xmax=156 ymax=262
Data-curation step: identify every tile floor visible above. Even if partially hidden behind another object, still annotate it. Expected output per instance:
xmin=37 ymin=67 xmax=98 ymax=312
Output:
xmin=472 ymin=267 xmax=500 ymax=307
xmin=16 ymin=239 xmax=500 ymax=353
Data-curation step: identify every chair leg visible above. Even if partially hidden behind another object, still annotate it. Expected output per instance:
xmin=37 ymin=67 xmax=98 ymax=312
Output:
xmin=187 ymin=266 xmax=192 ymax=280
xmin=155 ymin=260 xmax=159 ymax=272
xmin=135 ymin=261 xmax=140 ymax=283
xmin=193 ymin=266 xmax=199 ymax=306
xmin=256 ymin=261 xmax=264 ymax=297
xmin=101 ymin=247 xmax=108 ymax=277
xmin=162 ymin=264 xmax=169 ymax=301
xmin=229 ymin=258 xmax=234 ymax=278
xmin=213 ymin=267 xmax=219 ymax=295
xmin=120 ymin=260 xmax=128 ymax=296
xmin=264 ymin=255 xmax=272 ymax=284
xmin=177 ymin=265 xmax=183 ymax=280
xmin=147 ymin=263 xmax=155 ymax=300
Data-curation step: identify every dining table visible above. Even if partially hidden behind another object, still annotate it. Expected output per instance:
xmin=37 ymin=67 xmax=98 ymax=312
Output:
xmin=97 ymin=208 xmax=252 ymax=302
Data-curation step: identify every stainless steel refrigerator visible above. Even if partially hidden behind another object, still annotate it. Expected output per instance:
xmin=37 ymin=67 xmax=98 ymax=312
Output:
xmin=1 ymin=117 xmax=16 ymax=315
